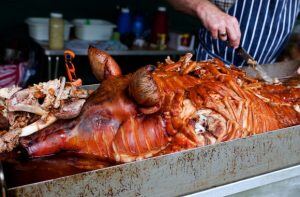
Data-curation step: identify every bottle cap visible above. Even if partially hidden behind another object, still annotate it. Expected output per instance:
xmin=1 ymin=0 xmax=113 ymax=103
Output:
xmin=50 ymin=13 xmax=63 ymax=18
xmin=158 ymin=6 xmax=166 ymax=12
xmin=121 ymin=8 xmax=130 ymax=13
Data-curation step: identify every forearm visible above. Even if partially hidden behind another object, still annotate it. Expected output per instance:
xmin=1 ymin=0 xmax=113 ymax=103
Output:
xmin=166 ymin=0 xmax=214 ymax=17
xmin=166 ymin=0 xmax=241 ymax=48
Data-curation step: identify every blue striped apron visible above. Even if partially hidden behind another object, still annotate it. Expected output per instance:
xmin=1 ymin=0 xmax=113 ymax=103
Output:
xmin=196 ymin=0 xmax=300 ymax=66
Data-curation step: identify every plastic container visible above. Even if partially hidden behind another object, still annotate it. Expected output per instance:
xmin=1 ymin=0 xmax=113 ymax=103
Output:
xmin=49 ymin=13 xmax=64 ymax=50
xmin=73 ymin=19 xmax=116 ymax=41
xmin=26 ymin=17 xmax=72 ymax=41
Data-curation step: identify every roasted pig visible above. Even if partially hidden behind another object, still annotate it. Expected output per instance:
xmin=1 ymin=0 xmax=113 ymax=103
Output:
xmin=1 ymin=46 xmax=299 ymax=163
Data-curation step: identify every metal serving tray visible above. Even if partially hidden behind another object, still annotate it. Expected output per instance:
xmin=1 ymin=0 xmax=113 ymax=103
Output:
xmin=5 ymin=60 xmax=300 ymax=196
xmin=7 ymin=125 xmax=300 ymax=196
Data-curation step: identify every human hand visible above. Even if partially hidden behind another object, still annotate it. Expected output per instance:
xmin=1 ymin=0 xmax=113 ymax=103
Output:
xmin=195 ymin=0 xmax=241 ymax=48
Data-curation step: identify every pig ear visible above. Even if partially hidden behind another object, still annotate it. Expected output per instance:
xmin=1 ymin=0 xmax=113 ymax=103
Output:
xmin=128 ymin=65 xmax=162 ymax=114
xmin=88 ymin=46 xmax=122 ymax=82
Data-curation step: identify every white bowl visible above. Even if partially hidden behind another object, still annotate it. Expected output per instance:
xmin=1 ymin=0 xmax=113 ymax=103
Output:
xmin=73 ymin=19 xmax=116 ymax=41
xmin=26 ymin=17 xmax=73 ymax=41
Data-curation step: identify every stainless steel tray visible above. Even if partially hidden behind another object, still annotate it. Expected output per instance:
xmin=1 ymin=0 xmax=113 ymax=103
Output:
xmin=8 ymin=125 xmax=300 ymax=196
xmin=6 ymin=60 xmax=300 ymax=196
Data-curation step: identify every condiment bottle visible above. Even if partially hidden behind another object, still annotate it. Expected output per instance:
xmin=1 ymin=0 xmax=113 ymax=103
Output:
xmin=49 ymin=13 xmax=64 ymax=50
xmin=117 ymin=8 xmax=134 ymax=47
xmin=117 ymin=8 xmax=131 ymax=36
xmin=132 ymin=14 xmax=144 ymax=39
xmin=151 ymin=6 xmax=168 ymax=45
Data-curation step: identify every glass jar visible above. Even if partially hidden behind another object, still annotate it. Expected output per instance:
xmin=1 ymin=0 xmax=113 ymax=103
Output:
xmin=49 ymin=13 xmax=64 ymax=50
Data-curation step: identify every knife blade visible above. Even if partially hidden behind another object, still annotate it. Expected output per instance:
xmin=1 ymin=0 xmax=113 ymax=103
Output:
xmin=235 ymin=46 xmax=276 ymax=83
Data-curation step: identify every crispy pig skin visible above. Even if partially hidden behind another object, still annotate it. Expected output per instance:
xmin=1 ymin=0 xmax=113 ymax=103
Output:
xmin=20 ymin=48 xmax=300 ymax=163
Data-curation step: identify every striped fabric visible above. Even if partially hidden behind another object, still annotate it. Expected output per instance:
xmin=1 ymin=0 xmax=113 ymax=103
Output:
xmin=0 ymin=63 xmax=26 ymax=88
xmin=211 ymin=0 xmax=236 ymax=11
xmin=197 ymin=0 xmax=300 ymax=66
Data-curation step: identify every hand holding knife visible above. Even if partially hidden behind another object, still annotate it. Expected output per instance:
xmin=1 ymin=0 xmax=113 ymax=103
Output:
xmin=219 ymin=35 xmax=276 ymax=83
xmin=235 ymin=46 xmax=277 ymax=83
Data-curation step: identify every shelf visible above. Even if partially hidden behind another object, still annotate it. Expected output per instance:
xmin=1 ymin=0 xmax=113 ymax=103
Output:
xmin=36 ymin=41 xmax=193 ymax=56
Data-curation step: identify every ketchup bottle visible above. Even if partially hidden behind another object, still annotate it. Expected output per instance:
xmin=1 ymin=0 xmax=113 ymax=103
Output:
xmin=151 ymin=6 xmax=168 ymax=44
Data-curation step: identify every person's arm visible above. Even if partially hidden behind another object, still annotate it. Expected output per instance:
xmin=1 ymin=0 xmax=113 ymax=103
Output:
xmin=166 ymin=0 xmax=241 ymax=48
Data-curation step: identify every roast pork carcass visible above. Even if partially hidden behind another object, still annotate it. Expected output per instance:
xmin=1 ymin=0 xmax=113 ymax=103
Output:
xmin=20 ymin=46 xmax=299 ymax=163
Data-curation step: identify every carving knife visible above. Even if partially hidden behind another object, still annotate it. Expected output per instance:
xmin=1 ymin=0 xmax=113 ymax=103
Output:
xmin=236 ymin=46 xmax=276 ymax=83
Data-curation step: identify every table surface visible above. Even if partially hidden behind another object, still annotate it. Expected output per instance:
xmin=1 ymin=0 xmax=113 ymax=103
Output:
xmin=36 ymin=41 xmax=194 ymax=56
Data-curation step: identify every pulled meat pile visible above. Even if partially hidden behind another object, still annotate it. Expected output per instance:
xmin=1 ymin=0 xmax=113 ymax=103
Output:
xmin=0 ymin=77 xmax=90 ymax=152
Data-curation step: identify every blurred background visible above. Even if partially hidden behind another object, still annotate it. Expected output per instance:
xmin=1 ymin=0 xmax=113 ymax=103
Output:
xmin=0 ymin=0 xmax=299 ymax=87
